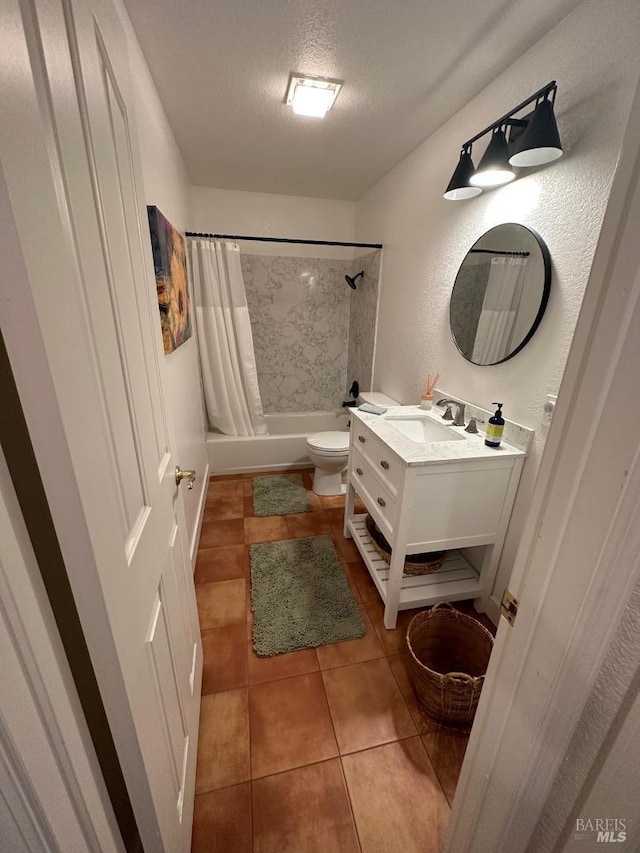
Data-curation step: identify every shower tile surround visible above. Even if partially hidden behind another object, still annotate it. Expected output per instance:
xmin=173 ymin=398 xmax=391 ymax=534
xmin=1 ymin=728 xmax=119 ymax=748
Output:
xmin=241 ymin=251 xmax=381 ymax=413
xmin=346 ymin=250 xmax=381 ymax=396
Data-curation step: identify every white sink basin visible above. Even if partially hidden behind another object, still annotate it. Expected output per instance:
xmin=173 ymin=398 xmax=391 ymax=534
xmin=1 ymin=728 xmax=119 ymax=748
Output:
xmin=385 ymin=415 xmax=466 ymax=444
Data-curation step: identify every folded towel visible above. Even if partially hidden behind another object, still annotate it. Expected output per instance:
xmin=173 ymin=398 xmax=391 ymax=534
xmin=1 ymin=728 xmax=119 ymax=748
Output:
xmin=358 ymin=403 xmax=388 ymax=415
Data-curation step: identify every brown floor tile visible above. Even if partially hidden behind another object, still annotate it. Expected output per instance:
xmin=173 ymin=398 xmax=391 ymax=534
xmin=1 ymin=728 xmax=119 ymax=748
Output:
xmin=364 ymin=599 xmax=422 ymax=656
xmin=318 ymin=493 xmax=346 ymax=509
xmin=315 ymin=607 xmax=385 ymax=670
xmin=196 ymin=579 xmax=246 ymax=630
xmin=243 ymin=495 xmax=255 ymax=517
xmin=252 ymin=759 xmax=360 ymax=853
xmin=247 ymin=643 xmax=319 ymax=684
xmin=195 ymin=689 xmax=250 ymax=794
xmin=341 ymin=565 xmax=363 ymax=604
xmin=195 ymin=545 xmax=245 ymax=585
xmin=244 ymin=516 xmax=289 ymax=544
xmin=325 ymin=507 xmax=346 ymax=531
xmin=334 ymin=533 xmax=362 ymax=562
xmin=242 ymin=479 xmax=253 ymax=496
xmin=199 ymin=518 xmax=244 ymax=549
xmin=207 ymin=479 xmax=243 ymax=500
xmin=210 ymin=474 xmax=245 ymax=483
xmin=422 ymin=729 xmax=470 ymax=806
xmin=191 ymin=783 xmax=251 ymax=853
xmin=306 ymin=488 xmax=323 ymax=509
xmin=387 ymin=654 xmax=440 ymax=735
xmin=285 ymin=511 xmax=331 ymax=538
xmin=342 ymin=738 xmax=450 ymax=853
xmin=203 ymin=493 xmax=244 ymax=522
xmin=322 ymin=658 xmax=416 ymax=754
xmin=346 ymin=559 xmax=380 ymax=603
xmin=249 ymin=672 xmax=338 ymax=778
xmin=243 ymin=544 xmax=253 ymax=575
xmin=202 ymin=623 xmax=248 ymax=695
xmin=246 ymin=607 xmax=254 ymax=641
xmin=302 ymin=471 xmax=314 ymax=489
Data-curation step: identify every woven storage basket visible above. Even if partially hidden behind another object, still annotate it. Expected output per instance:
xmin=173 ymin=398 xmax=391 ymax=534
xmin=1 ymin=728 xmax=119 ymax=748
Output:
xmin=406 ymin=602 xmax=494 ymax=727
xmin=365 ymin=514 xmax=446 ymax=576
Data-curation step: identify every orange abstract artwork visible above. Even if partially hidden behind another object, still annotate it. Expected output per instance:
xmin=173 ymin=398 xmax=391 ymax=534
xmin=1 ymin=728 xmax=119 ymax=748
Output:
xmin=147 ymin=205 xmax=192 ymax=353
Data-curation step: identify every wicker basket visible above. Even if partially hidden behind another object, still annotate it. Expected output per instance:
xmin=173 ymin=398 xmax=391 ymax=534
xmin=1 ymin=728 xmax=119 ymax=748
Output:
xmin=406 ymin=602 xmax=494 ymax=727
xmin=365 ymin=514 xmax=446 ymax=576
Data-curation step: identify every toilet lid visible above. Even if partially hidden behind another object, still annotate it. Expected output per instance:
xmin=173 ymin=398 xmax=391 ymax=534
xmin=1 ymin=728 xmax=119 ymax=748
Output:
xmin=307 ymin=431 xmax=350 ymax=453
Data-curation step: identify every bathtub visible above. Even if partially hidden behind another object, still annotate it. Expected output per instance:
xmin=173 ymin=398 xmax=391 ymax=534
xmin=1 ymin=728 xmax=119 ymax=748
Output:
xmin=207 ymin=410 xmax=350 ymax=475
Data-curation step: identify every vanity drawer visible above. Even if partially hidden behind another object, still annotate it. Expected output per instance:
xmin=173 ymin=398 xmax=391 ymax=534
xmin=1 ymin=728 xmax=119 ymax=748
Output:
xmin=350 ymin=449 xmax=396 ymax=531
xmin=351 ymin=421 xmax=401 ymax=492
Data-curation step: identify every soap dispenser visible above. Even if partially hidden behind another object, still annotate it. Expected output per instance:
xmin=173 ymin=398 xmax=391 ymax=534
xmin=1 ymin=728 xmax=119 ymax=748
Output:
xmin=485 ymin=403 xmax=505 ymax=448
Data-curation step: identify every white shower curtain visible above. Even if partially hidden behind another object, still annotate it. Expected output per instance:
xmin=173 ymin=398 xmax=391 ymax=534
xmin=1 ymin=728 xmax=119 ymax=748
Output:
xmin=189 ymin=239 xmax=267 ymax=436
xmin=472 ymin=256 xmax=528 ymax=363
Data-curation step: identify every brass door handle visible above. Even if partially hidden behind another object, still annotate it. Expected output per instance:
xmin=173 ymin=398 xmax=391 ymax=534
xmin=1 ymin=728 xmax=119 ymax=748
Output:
xmin=175 ymin=467 xmax=196 ymax=490
xmin=377 ymin=497 xmax=386 ymax=507
xmin=358 ymin=435 xmax=366 ymax=443
xmin=356 ymin=467 xmax=363 ymax=476
xmin=380 ymin=460 xmax=389 ymax=470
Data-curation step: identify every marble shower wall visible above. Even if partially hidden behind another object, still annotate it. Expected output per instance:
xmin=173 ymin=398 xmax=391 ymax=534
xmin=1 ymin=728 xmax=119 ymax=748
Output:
xmin=241 ymin=254 xmax=352 ymax=412
xmin=346 ymin=250 xmax=381 ymax=395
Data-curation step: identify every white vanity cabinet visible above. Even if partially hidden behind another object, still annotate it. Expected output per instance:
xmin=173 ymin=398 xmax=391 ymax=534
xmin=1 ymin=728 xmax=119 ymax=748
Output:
xmin=343 ymin=408 xmax=528 ymax=628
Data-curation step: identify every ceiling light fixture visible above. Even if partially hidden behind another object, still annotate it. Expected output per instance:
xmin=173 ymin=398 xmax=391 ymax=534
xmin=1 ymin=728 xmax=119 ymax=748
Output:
xmin=285 ymin=73 xmax=343 ymax=118
xmin=444 ymin=81 xmax=562 ymax=201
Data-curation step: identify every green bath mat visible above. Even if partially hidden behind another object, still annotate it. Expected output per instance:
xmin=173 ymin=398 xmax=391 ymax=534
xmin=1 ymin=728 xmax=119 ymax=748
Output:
xmin=252 ymin=473 xmax=311 ymax=517
xmin=250 ymin=535 xmax=366 ymax=656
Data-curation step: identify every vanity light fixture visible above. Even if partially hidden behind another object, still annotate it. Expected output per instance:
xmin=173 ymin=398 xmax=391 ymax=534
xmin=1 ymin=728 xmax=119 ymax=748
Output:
xmin=443 ymin=147 xmax=483 ymax=200
xmin=469 ymin=127 xmax=516 ymax=188
xmin=285 ymin=73 xmax=343 ymax=118
xmin=444 ymin=81 xmax=562 ymax=200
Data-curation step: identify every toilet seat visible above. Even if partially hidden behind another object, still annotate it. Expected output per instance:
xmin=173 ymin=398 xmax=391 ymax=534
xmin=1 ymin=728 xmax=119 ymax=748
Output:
xmin=306 ymin=431 xmax=350 ymax=453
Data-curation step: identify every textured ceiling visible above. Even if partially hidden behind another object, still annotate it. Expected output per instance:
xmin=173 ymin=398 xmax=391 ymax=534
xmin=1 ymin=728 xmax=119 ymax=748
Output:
xmin=123 ymin=0 xmax=584 ymax=200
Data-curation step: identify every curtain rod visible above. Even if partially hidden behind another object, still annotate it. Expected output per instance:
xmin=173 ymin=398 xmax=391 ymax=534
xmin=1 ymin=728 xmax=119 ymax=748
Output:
xmin=185 ymin=231 xmax=383 ymax=249
xmin=469 ymin=249 xmax=530 ymax=256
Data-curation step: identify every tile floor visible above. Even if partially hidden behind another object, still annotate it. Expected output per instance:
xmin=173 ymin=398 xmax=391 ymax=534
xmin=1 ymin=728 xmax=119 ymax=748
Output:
xmin=192 ymin=468 xmax=496 ymax=853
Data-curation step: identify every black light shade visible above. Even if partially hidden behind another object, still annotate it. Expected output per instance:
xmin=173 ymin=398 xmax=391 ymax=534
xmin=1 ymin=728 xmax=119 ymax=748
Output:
xmin=509 ymin=98 xmax=563 ymax=167
xmin=443 ymin=150 xmax=483 ymax=200
xmin=469 ymin=129 xmax=515 ymax=188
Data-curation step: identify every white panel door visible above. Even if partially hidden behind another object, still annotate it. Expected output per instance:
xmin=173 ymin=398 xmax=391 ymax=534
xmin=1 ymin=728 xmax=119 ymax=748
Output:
xmin=0 ymin=0 xmax=202 ymax=850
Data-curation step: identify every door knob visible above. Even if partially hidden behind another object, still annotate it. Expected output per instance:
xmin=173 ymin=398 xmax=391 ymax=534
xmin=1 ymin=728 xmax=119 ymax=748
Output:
xmin=175 ymin=467 xmax=196 ymax=490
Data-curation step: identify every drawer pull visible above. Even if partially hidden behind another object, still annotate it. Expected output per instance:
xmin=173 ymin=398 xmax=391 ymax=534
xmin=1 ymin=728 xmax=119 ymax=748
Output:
xmin=380 ymin=460 xmax=389 ymax=470
xmin=377 ymin=497 xmax=386 ymax=507
xmin=356 ymin=467 xmax=363 ymax=476
xmin=358 ymin=435 xmax=366 ymax=443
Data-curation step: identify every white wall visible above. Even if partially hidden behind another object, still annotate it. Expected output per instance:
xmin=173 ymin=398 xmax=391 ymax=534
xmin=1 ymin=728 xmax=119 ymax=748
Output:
xmin=116 ymin=2 xmax=208 ymax=555
xmin=354 ymin=0 xmax=640 ymax=614
xmin=190 ymin=186 xmax=356 ymax=258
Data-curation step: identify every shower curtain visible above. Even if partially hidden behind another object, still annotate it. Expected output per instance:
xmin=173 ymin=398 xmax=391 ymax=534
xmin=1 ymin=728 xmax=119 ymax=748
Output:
xmin=189 ymin=238 xmax=267 ymax=436
xmin=472 ymin=256 xmax=528 ymax=363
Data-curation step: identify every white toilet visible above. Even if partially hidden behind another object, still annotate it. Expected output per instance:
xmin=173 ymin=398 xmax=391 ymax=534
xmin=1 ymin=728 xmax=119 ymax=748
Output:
xmin=306 ymin=391 xmax=400 ymax=495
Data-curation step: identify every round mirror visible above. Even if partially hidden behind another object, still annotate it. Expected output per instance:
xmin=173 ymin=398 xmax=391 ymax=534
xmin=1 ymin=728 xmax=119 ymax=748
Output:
xmin=449 ymin=223 xmax=551 ymax=365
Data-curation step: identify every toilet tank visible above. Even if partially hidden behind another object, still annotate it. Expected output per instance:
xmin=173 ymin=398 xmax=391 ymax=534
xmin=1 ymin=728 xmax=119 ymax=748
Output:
xmin=358 ymin=391 xmax=400 ymax=408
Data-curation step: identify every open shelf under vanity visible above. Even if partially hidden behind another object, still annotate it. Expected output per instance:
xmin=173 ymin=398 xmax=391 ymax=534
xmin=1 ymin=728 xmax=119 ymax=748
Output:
xmin=346 ymin=513 xmax=482 ymax=610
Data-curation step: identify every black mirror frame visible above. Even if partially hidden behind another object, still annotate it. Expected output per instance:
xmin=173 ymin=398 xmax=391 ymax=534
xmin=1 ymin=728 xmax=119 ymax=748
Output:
xmin=449 ymin=223 xmax=551 ymax=366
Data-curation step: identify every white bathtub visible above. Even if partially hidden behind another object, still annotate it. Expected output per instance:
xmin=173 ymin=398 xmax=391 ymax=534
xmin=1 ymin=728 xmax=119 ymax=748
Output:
xmin=207 ymin=410 xmax=351 ymax=475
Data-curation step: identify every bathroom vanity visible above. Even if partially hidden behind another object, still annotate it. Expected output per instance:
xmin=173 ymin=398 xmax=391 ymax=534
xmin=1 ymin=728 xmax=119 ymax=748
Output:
xmin=343 ymin=402 xmax=531 ymax=628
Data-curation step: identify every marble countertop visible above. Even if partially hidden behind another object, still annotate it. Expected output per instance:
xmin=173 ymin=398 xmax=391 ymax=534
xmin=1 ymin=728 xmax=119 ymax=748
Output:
xmin=352 ymin=405 xmax=527 ymax=467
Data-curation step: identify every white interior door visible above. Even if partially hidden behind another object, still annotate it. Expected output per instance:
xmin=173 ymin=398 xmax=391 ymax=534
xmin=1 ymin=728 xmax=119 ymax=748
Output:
xmin=0 ymin=0 xmax=202 ymax=850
